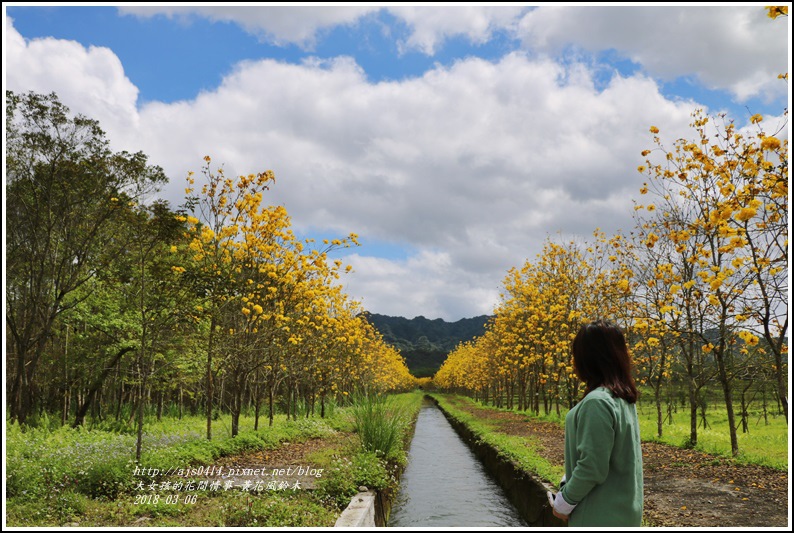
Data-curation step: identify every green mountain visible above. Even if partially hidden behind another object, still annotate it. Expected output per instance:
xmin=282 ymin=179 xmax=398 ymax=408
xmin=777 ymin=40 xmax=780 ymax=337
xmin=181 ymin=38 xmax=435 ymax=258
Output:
xmin=363 ymin=313 xmax=490 ymax=378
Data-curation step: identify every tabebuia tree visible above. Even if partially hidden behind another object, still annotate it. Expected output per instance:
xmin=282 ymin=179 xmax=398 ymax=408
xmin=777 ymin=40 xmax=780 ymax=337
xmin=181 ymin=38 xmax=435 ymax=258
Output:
xmin=636 ymin=107 xmax=788 ymax=452
xmin=436 ymin=233 xmax=633 ymax=415
xmin=5 ymin=90 xmax=167 ymax=424
xmin=173 ymin=157 xmax=413 ymax=438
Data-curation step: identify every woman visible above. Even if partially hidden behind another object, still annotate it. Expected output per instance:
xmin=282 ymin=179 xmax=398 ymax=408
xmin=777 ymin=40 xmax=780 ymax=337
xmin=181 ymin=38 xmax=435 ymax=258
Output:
xmin=549 ymin=320 xmax=644 ymax=526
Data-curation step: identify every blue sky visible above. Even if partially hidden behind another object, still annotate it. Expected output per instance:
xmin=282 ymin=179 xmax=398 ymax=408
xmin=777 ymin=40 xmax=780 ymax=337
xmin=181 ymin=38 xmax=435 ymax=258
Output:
xmin=4 ymin=4 xmax=791 ymax=320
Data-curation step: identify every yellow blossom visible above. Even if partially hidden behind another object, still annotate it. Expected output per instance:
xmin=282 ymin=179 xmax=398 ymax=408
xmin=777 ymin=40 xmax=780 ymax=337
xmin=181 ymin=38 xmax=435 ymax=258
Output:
xmin=738 ymin=330 xmax=759 ymax=346
xmin=760 ymin=136 xmax=781 ymax=151
xmin=766 ymin=6 xmax=788 ymax=18
xmin=735 ymin=206 xmax=757 ymax=222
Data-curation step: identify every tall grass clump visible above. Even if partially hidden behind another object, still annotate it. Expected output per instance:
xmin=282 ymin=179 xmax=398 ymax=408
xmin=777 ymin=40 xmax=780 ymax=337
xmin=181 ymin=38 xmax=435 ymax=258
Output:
xmin=350 ymin=392 xmax=409 ymax=461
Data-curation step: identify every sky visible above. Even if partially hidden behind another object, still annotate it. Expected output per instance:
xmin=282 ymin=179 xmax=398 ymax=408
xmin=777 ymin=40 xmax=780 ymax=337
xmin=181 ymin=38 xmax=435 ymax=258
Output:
xmin=3 ymin=3 xmax=791 ymax=321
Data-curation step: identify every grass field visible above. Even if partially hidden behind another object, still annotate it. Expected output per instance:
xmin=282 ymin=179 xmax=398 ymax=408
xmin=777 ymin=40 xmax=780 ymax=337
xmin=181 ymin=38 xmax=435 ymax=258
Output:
xmin=439 ymin=389 xmax=789 ymax=471
xmin=635 ymin=397 xmax=788 ymax=470
xmin=5 ymin=391 xmax=425 ymax=527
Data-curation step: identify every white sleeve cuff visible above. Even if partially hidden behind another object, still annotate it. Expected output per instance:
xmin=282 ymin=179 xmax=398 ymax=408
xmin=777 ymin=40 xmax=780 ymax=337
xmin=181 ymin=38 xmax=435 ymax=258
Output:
xmin=553 ymin=491 xmax=577 ymax=516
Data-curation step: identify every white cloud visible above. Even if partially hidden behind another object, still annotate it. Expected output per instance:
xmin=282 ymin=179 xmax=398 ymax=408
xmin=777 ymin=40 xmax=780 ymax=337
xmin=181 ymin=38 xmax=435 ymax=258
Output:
xmin=118 ymin=5 xmax=529 ymax=55
xmin=8 ymin=13 xmax=756 ymax=321
xmin=117 ymin=5 xmax=788 ymax=104
xmin=128 ymin=52 xmax=696 ymax=319
xmin=4 ymin=16 xmax=140 ymax=134
xmin=516 ymin=5 xmax=789 ymax=103
xmin=341 ymin=252 xmax=501 ymax=320
xmin=387 ymin=5 xmax=527 ymax=55
xmin=118 ymin=5 xmax=379 ymax=49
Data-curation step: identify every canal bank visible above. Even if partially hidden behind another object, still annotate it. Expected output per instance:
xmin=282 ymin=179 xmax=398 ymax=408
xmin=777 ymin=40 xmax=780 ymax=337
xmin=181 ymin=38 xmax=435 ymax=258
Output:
xmin=336 ymin=392 xmax=567 ymax=527
xmin=388 ymin=397 xmax=527 ymax=527
xmin=426 ymin=394 xmax=565 ymax=527
xmin=335 ymin=393 xmax=422 ymax=527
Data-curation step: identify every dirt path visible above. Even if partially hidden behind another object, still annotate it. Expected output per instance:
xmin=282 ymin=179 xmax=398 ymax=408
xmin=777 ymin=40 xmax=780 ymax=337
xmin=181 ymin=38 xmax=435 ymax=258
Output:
xmin=205 ymin=432 xmax=350 ymax=489
xmin=445 ymin=397 xmax=789 ymax=528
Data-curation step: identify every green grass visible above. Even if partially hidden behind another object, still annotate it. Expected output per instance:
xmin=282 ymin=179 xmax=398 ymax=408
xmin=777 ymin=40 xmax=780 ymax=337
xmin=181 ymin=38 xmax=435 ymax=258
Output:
xmin=5 ymin=391 xmax=426 ymax=527
xmin=349 ymin=391 xmax=419 ymax=462
xmin=635 ymin=400 xmax=788 ymax=470
xmin=429 ymin=393 xmax=565 ymax=486
xmin=5 ymin=411 xmax=338 ymax=501
xmin=6 ymin=409 xmax=342 ymax=526
xmin=315 ymin=390 xmax=424 ymax=509
xmin=434 ymin=391 xmax=788 ymax=472
xmin=6 ymin=485 xmax=341 ymax=527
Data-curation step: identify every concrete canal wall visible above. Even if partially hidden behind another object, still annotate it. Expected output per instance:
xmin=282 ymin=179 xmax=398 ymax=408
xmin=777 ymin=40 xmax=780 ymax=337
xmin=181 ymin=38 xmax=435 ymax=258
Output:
xmin=428 ymin=395 xmax=566 ymax=527
xmin=333 ymin=486 xmax=393 ymax=527
xmin=334 ymin=489 xmax=378 ymax=527
xmin=334 ymin=399 xmax=421 ymax=528
xmin=335 ymin=394 xmax=564 ymax=527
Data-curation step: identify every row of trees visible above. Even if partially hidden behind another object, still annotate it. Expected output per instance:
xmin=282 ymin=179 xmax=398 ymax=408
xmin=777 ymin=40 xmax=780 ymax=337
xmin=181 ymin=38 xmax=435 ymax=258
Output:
xmin=6 ymin=91 xmax=415 ymax=456
xmin=435 ymin=106 xmax=788 ymax=455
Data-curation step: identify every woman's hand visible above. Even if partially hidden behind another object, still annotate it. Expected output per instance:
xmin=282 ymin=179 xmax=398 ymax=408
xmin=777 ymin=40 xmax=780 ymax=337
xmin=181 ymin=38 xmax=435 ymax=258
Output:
xmin=548 ymin=490 xmax=572 ymax=522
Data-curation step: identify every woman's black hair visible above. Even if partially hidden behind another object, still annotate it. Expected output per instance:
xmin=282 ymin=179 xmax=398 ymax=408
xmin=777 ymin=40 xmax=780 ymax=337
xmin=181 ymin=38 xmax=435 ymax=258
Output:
xmin=572 ymin=320 xmax=638 ymax=403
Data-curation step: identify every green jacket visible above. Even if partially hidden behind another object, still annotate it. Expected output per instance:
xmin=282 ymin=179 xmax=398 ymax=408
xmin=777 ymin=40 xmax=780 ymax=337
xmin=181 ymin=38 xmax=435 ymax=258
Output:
xmin=560 ymin=387 xmax=643 ymax=527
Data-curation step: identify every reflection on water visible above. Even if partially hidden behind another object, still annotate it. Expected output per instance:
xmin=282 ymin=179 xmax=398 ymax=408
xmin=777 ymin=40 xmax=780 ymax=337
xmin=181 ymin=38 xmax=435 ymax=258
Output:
xmin=388 ymin=399 xmax=528 ymax=527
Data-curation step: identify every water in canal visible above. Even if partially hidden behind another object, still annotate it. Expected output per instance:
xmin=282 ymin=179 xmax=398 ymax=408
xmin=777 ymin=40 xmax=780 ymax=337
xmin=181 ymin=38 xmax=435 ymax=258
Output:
xmin=388 ymin=399 xmax=528 ymax=527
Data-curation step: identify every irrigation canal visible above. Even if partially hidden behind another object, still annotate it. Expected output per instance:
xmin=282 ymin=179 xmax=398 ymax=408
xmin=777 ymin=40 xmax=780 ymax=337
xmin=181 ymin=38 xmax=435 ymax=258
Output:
xmin=388 ymin=398 xmax=528 ymax=527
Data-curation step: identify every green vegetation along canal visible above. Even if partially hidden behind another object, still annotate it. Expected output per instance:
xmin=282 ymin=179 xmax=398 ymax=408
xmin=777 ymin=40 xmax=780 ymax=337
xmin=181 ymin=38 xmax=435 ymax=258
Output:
xmin=389 ymin=398 xmax=527 ymax=527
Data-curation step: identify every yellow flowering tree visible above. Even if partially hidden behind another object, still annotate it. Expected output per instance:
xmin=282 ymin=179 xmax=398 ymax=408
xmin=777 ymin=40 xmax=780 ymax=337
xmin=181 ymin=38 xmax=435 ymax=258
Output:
xmin=177 ymin=156 xmax=276 ymax=438
xmin=637 ymin=107 xmax=788 ymax=453
xmin=437 ymin=233 xmax=636 ymax=416
xmin=629 ymin=192 xmax=710 ymax=442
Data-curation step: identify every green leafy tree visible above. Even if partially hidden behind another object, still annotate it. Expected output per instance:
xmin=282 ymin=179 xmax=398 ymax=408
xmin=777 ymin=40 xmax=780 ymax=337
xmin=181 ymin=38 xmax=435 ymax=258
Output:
xmin=5 ymin=91 xmax=166 ymax=424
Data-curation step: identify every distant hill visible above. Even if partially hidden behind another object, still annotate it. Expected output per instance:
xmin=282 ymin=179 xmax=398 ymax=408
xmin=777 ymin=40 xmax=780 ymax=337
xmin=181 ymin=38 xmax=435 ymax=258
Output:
xmin=363 ymin=313 xmax=490 ymax=378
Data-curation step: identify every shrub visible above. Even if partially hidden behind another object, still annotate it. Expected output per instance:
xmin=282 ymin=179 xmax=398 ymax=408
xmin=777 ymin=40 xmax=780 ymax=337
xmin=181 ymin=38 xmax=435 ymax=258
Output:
xmin=315 ymin=456 xmax=358 ymax=509
xmin=350 ymin=393 xmax=408 ymax=461
xmin=351 ymin=450 xmax=394 ymax=491
xmin=80 ymin=459 xmax=134 ymax=498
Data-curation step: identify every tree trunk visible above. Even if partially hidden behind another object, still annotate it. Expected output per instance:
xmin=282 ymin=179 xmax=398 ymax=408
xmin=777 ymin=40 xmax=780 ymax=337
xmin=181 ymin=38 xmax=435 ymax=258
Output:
xmin=714 ymin=342 xmax=739 ymax=456
xmin=73 ymin=346 xmax=134 ymax=427
xmin=135 ymin=365 xmax=147 ymax=462
xmin=687 ymin=365 xmax=698 ymax=447
xmin=206 ymin=316 xmax=216 ymax=440
xmin=253 ymin=383 xmax=261 ymax=430
xmin=268 ymin=384 xmax=275 ymax=427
